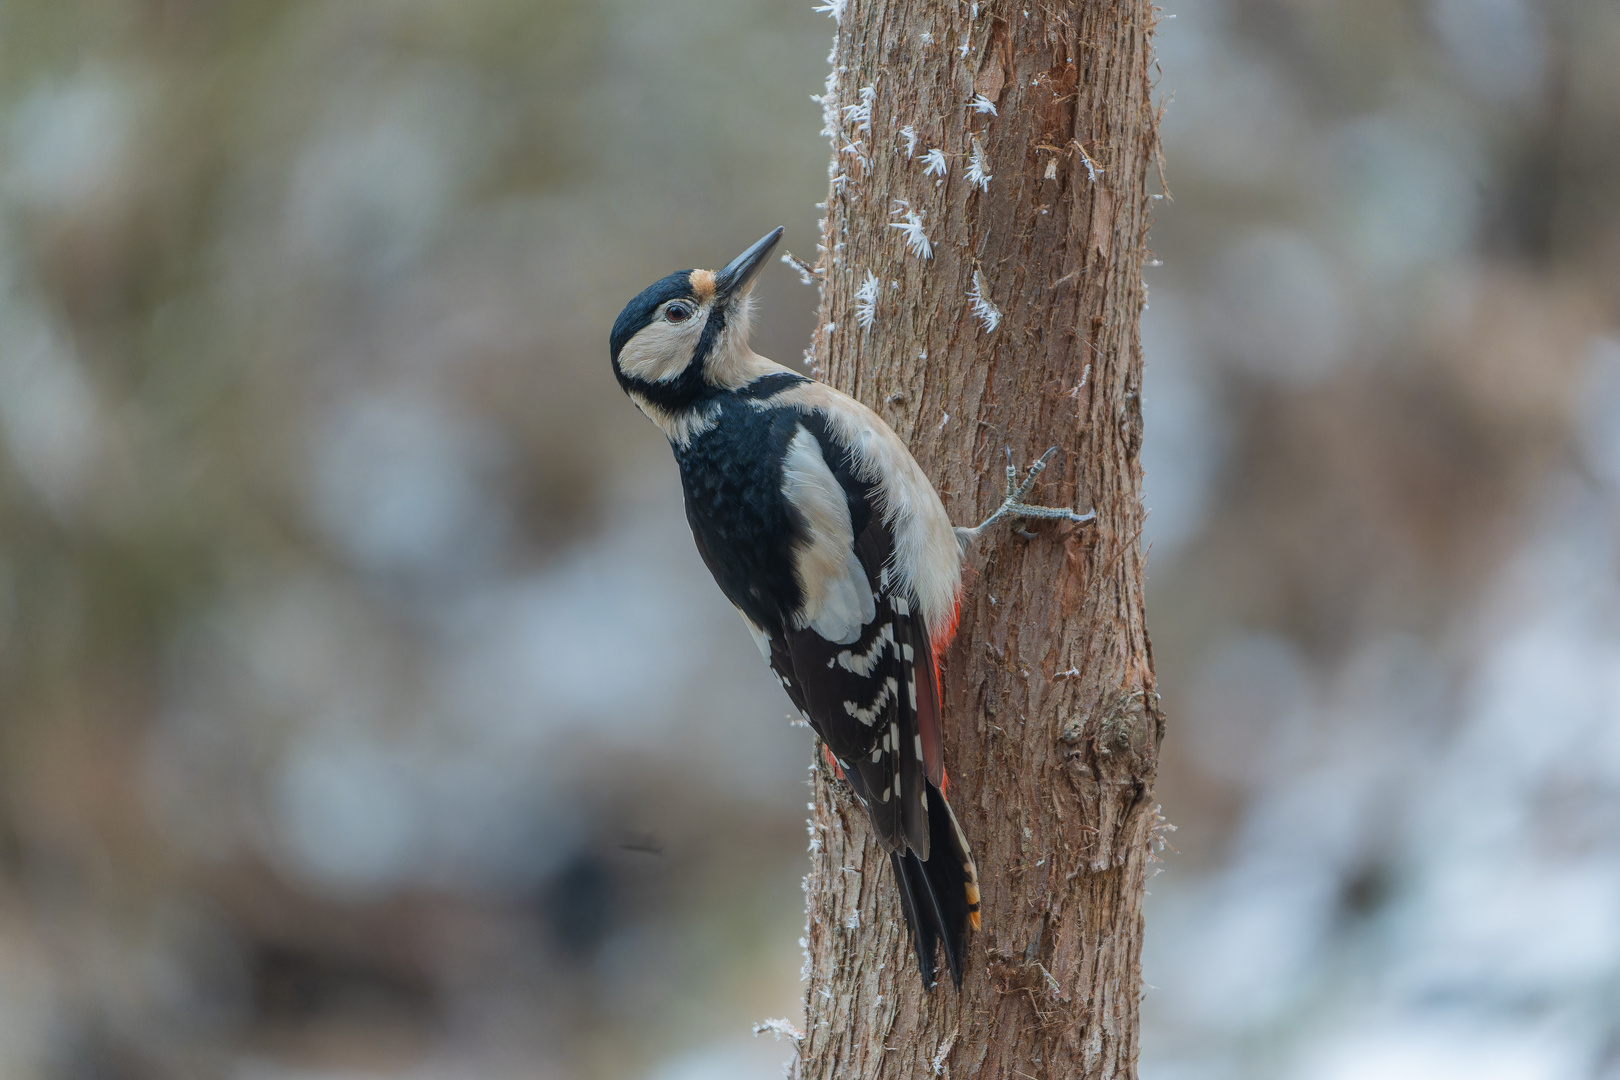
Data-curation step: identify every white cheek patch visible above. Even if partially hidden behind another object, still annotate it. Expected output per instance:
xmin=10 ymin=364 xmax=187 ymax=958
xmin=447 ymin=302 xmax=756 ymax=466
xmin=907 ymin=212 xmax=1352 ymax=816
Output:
xmin=618 ymin=313 xmax=707 ymax=384
xmin=782 ymin=425 xmax=875 ymax=645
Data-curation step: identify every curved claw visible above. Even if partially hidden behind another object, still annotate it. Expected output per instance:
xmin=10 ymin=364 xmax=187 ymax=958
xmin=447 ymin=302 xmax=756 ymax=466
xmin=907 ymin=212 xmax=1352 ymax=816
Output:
xmin=1012 ymin=446 xmax=1060 ymax=502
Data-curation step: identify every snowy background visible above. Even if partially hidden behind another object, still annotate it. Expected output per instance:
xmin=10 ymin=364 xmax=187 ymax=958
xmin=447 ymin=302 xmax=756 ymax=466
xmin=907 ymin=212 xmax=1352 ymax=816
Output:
xmin=0 ymin=1 xmax=1617 ymax=1078
xmin=1140 ymin=3 xmax=1620 ymax=1077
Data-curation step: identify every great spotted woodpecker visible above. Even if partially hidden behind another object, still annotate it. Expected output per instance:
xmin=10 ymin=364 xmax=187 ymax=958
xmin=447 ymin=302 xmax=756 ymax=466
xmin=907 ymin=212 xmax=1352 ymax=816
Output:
xmin=609 ymin=228 xmax=1092 ymax=987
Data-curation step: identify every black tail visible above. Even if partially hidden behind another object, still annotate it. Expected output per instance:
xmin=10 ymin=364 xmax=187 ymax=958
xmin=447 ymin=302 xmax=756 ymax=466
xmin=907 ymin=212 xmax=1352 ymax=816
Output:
xmin=889 ymin=782 xmax=980 ymax=988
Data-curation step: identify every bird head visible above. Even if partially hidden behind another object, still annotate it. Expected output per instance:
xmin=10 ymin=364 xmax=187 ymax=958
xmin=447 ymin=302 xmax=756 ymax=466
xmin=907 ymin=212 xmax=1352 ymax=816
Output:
xmin=609 ymin=227 xmax=783 ymax=410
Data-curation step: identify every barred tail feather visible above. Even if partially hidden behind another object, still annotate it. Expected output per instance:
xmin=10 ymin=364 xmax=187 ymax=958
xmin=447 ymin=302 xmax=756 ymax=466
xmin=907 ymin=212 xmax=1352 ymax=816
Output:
xmin=891 ymin=781 xmax=980 ymax=988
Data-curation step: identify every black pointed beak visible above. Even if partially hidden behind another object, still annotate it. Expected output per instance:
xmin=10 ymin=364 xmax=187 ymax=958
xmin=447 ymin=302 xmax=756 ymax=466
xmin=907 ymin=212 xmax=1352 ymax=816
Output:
xmin=714 ymin=227 xmax=784 ymax=300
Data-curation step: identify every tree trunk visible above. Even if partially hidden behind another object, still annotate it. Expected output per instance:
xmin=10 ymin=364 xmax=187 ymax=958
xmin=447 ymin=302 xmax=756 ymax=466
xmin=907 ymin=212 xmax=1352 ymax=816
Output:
xmin=795 ymin=2 xmax=1162 ymax=1077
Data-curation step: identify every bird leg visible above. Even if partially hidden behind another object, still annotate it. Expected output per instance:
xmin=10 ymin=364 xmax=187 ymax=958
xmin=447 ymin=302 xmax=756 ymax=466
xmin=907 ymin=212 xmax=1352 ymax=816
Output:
xmin=954 ymin=446 xmax=1096 ymax=550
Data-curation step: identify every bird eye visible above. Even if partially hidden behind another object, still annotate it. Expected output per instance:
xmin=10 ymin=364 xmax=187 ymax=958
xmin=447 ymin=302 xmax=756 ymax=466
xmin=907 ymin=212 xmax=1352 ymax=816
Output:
xmin=665 ymin=302 xmax=693 ymax=323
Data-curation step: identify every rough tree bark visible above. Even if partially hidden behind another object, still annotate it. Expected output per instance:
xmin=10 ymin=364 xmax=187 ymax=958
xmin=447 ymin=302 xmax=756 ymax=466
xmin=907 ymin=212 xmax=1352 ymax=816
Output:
xmin=795 ymin=2 xmax=1163 ymax=1077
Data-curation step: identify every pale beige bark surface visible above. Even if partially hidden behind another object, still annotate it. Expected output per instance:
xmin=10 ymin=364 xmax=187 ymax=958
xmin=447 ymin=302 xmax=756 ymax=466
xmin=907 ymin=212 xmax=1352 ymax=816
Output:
xmin=795 ymin=2 xmax=1163 ymax=1077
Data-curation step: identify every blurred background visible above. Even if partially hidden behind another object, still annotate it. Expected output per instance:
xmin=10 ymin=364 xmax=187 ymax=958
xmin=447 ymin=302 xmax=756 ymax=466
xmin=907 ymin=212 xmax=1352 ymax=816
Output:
xmin=0 ymin=1 xmax=1617 ymax=1078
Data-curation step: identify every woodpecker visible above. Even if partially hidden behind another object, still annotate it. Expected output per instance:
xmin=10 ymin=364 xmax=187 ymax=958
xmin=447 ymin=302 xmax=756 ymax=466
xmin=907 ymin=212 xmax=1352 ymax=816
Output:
xmin=609 ymin=227 xmax=1092 ymax=988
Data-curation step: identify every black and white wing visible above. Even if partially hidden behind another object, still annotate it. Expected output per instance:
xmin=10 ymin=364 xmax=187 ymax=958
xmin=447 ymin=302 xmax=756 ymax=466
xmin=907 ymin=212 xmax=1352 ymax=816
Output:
xmin=767 ymin=411 xmax=978 ymax=986
xmin=768 ymin=415 xmax=941 ymax=858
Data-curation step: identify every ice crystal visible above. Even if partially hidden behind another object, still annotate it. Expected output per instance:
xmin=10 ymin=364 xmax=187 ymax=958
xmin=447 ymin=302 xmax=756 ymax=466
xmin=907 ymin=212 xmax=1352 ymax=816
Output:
xmin=843 ymin=85 xmax=874 ymax=133
xmin=888 ymin=202 xmax=932 ymax=258
xmin=854 ymin=271 xmax=881 ymax=330
xmin=811 ymin=0 xmax=844 ymax=22
xmin=965 ymin=137 xmax=991 ymax=190
xmin=754 ymin=1018 xmax=805 ymax=1042
xmin=967 ymin=270 xmax=1001 ymax=332
xmin=1078 ymin=143 xmax=1103 ymax=184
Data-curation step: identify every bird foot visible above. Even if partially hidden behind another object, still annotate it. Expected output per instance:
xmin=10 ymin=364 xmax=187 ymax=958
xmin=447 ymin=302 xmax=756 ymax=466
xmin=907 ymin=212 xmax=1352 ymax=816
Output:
xmin=954 ymin=446 xmax=1096 ymax=549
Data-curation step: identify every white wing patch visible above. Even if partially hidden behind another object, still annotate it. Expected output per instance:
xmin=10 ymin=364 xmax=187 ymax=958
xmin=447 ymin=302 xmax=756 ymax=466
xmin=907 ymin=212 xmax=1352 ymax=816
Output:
xmin=765 ymin=382 xmax=962 ymax=647
xmin=782 ymin=425 xmax=875 ymax=645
